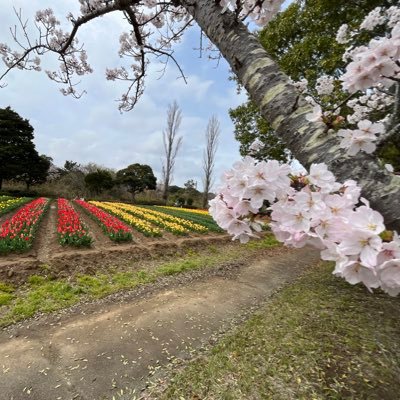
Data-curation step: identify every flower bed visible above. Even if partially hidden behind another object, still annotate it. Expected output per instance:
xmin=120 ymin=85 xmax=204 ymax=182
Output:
xmin=158 ymin=206 xmax=210 ymax=216
xmin=0 ymin=197 xmax=49 ymax=254
xmin=152 ymin=206 xmax=223 ymax=232
xmin=0 ymin=197 xmax=31 ymax=216
xmin=75 ymin=200 xmax=132 ymax=242
xmin=90 ymin=201 xmax=161 ymax=237
xmin=108 ymin=202 xmax=188 ymax=235
xmin=57 ymin=198 xmax=92 ymax=247
xmin=138 ymin=206 xmax=208 ymax=233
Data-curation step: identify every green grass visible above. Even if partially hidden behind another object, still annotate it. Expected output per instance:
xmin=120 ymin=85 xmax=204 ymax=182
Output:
xmin=0 ymin=293 xmax=14 ymax=306
xmin=244 ymin=233 xmax=280 ymax=249
xmin=155 ymin=258 xmax=206 ymax=276
xmin=0 ymin=235 xmax=280 ymax=327
xmin=0 ymin=282 xmax=15 ymax=293
xmin=154 ymin=262 xmax=400 ymax=400
xmin=0 ymin=282 xmax=15 ymax=306
xmin=11 ymin=281 xmax=80 ymax=317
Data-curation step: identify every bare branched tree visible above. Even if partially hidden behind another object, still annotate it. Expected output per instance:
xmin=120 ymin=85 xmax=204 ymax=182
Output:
xmin=162 ymin=101 xmax=182 ymax=202
xmin=202 ymin=115 xmax=220 ymax=208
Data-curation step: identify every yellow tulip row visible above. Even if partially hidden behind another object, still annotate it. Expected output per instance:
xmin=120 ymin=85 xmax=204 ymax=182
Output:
xmin=90 ymin=201 xmax=161 ymax=237
xmin=139 ymin=207 xmax=208 ymax=233
xmin=108 ymin=202 xmax=188 ymax=235
xmin=158 ymin=206 xmax=210 ymax=216
xmin=0 ymin=197 xmax=29 ymax=215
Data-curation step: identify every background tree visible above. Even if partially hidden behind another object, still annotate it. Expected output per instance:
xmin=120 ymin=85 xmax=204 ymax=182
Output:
xmin=168 ymin=185 xmax=183 ymax=195
xmin=60 ymin=160 xmax=82 ymax=176
xmin=183 ymin=179 xmax=200 ymax=206
xmin=167 ymin=181 xmax=201 ymax=207
xmin=19 ymin=154 xmax=52 ymax=190
xmin=85 ymin=169 xmax=114 ymax=195
xmin=57 ymin=169 xmax=86 ymax=198
xmin=117 ymin=163 xmax=156 ymax=201
xmin=0 ymin=106 xmax=37 ymax=189
xmin=260 ymin=0 xmax=390 ymax=84
xmin=231 ymin=0 xmax=390 ymax=161
xmin=202 ymin=115 xmax=220 ymax=208
xmin=229 ymin=101 xmax=288 ymax=161
xmin=162 ymin=101 xmax=183 ymax=202
xmin=261 ymin=0 xmax=398 ymax=169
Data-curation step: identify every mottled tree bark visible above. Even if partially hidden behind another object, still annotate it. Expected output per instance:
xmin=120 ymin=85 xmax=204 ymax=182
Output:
xmin=182 ymin=0 xmax=400 ymax=231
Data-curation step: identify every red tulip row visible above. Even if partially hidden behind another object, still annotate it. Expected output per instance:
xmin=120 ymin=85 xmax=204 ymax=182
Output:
xmin=0 ymin=197 xmax=49 ymax=254
xmin=57 ymin=198 xmax=92 ymax=247
xmin=75 ymin=200 xmax=132 ymax=242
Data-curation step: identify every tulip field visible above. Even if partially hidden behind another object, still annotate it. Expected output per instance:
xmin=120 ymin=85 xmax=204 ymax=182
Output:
xmin=0 ymin=197 xmax=32 ymax=216
xmin=0 ymin=197 xmax=49 ymax=254
xmin=0 ymin=196 xmax=223 ymax=258
xmin=57 ymin=198 xmax=93 ymax=247
xmin=75 ymin=200 xmax=133 ymax=242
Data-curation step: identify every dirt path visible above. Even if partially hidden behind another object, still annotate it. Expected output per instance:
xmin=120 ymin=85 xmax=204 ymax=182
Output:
xmin=0 ymin=247 xmax=319 ymax=400
xmin=34 ymin=201 xmax=60 ymax=264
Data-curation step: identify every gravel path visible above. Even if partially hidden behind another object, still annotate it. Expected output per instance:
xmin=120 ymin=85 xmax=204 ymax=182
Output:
xmin=0 ymin=246 xmax=319 ymax=400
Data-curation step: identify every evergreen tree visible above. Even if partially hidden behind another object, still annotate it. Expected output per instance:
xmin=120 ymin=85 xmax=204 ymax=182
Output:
xmin=21 ymin=154 xmax=52 ymax=190
xmin=231 ymin=0 xmax=388 ymax=160
xmin=0 ymin=107 xmax=37 ymax=189
xmin=85 ymin=169 xmax=114 ymax=195
xmin=117 ymin=164 xmax=156 ymax=201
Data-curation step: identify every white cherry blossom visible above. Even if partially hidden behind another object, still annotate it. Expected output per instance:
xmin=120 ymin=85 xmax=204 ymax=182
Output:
xmin=210 ymin=156 xmax=400 ymax=296
xmin=378 ymin=259 xmax=400 ymax=296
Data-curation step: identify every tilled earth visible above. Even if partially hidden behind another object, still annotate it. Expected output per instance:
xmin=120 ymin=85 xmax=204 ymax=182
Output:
xmin=0 ymin=245 xmax=320 ymax=400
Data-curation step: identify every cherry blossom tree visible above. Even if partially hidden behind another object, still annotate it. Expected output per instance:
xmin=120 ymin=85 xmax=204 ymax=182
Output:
xmin=209 ymin=4 xmax=400 ymax=296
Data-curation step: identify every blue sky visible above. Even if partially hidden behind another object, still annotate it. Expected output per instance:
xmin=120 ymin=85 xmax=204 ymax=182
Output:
xmin=0 ymin=0 xmax=292 ymax=190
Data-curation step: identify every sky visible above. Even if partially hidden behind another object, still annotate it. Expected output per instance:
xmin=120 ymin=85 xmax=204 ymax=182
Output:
xmin=0 ymin=0 xmax=292 ymax=191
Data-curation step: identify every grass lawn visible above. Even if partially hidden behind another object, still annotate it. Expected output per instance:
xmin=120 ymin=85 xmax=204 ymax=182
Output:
xmin=154 ymin=262 xmax=400 ymax=400
xmin=0 ymin=235 xmax=280 ymax=327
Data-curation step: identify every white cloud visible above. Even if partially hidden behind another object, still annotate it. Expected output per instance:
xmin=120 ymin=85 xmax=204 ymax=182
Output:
xmin=0 ymin=1 xmax=245 ymax=191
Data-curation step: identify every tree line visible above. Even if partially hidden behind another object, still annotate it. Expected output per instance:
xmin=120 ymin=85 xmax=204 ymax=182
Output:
xmin=0 ymin=104 xmax=219 ymax=207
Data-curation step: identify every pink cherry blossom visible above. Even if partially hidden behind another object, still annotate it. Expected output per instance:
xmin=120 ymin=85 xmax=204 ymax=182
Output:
xmin=339 ymin=261 xmax=380 ymax=290
xmin=378 ymin=259 xmax=400 ymax=296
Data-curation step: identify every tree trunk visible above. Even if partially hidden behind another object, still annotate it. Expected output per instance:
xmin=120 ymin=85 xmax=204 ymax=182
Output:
xmin=202 ymin=193 xmax=208 ymax=209
xmin=182 ymin=0 xmax=400 ymax=231
xmin=202 ymin=181 xmax=210 ymax=209
xmin=162 ymin=181 xmax=169 ymax=202
xmin=0 ymin=177 xmax=2 ymax=190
